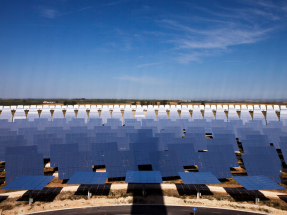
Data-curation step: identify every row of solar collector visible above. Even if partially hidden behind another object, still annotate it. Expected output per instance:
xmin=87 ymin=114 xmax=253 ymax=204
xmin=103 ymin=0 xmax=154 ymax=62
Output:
xmin=1 ymin=104 xmax=287 ymax=125
xmin=0 ymin=117 xmax=287 ymax=149
xmin=0 ymin=104 xmax=285 ymax=111
xmin=1 ymin=119 xmax=286 ymax=133
xmin=1 ymin=117 xmax=287 ymax=184
xmin=4 ymin=140 xmax=282 ymax=184
xmin=3 ymin=126 xmax=285 ymax=185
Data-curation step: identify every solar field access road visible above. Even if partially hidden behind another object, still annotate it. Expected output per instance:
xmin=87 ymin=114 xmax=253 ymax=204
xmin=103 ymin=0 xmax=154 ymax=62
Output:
xmin=27 ymin=205 xmax=267 ymax=215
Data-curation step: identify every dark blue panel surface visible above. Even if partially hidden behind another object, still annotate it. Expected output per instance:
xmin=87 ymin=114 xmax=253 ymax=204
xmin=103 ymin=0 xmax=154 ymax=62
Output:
xmin=50 ymin=144 xmax=79 ymax=167
xmin=5 ymin=146 xmax=44 ymax=184
xmin=197 ymin=151 xmax=233 ymax=179
xmin=90 ymin=142 xmax=118 ymax=165
xmin=179 ymin=172 xmax=221 ymax=185
xmin=34 ymin=134 xmax=63 ymax=158
xmin=206 ymin=144 xmax=239 ymax=167
xmin=280 ymin=141 xmax=287 ymax=162
xmin=233 ymin=176 xmax=285 ymax=190
xmin=104 ymin=151 xmax=138 ymax=178
xmin=184 ymin=133 xmax=207 ymax=151
xmin=242 ymin=146 xmax=282 ymax=183
xmin=129 ymin=141 xmax=162 ymax=165
xmin=67 ymin=172 xmax=109 ymax=185
xmin=168 ymin=143 xmax=199 ymax=166
xmin=50 ymin=143 xmax=92 ymax=180
xmin=210 ymin=134 xmax=239 ymax=151
xmin=2 ymin=175 xmax=54 ymax=190
xmin=150 ymin=151 xmax=184 ymax=177
xmin=125 ymin=171 xmax=163 ymax=183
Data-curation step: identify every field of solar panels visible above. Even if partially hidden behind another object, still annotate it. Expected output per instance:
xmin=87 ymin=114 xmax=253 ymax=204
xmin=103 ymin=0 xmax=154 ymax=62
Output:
xmin=1 ymin=104 xmax=287 ymax=214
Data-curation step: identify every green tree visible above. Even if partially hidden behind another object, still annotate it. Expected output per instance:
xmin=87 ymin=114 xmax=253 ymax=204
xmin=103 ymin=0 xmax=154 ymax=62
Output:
xmin=63 ymin=100 xmax=77 ymax=105
xmin=160 ymin=100 xmax=168 ymax=105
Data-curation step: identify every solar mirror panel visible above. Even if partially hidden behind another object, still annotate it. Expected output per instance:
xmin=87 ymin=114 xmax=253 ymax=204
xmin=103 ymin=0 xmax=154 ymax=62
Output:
xmin=57 ymin=150 xmax=92 ymax=180
xmin=129 ymin=139 xmax=161 ymax=151
xmin=184 ymin=133 xmax=207 ymax=151
xmin=211 ymin=127 xmax=233 ymax=134
xmin=280 ymin=142 xmax=287 ymax=161
xmin=50 ymin=143 xmax=79 ymax=167
xmin=267 ymin=121 xmax=283 ymax=128
xmin=237 ymin=128 xmax=261 ymax=140
xmin=0 ymin=132 xmax=23 ymax=140
xmin=206 ymin=144 xmax=239 ymax=167
xmin=88 ymin=118 xmax=102 ymax=126
xmin=90 ymin=142 xmax=118 ymax=165
xmin=115 ymin=126 xmax=135 ymax=136
xmin=67 ymin=172 xmax=109 ymax=185
xmin=155 ymin=133 xmax=176 ymax=151
xmin=129 ymin=142 xmax=160 ymax=165
xmin=186 ymin=126 xmax=205 ymax=133
xmin=241 ymin=146 xmax=282 ymax=183
xmin=34 ymin=134 xmax=63 ymax=158
xmin=240 ymin=135 xmax=270 ymax=150
xmin=0 ymin=139 xmax=27 ymax=161
xmin=18 ymin=127 xmax=38 ymax=146
xmin=136 ymin=129 xmax=153 ymax=137
xmin=95 ymin=133 xmax=118 ymax=143
xmin=263 ymin=128 xmax=283 ymax=149
xmin=114 ymin=136 xmax=130 ymax=151
xmin=280 ymin=136 xmax=287 ymax=142
xmin=66 ymin=133 xmax=94 ymax=151
xmin=150 ymin=151 xmax=184 ymax=177
xmin=211 ymin=134 xmax=238 ymax=151
xmin=125 ymin=171 xmax=163 ymax=183
xmin=176 ymin=119 xmax=189 ymax=129
xmin=69 ymin=126 xmax=88 ymax=132
xmin=104 ymin=151 xmax=138 ymax=178
xmin=2 ymin=175 xmax=54 ymax=190
xmin=5 ymin=146 xmax=44 ymax=184
xmin=243 ymin=146 xmax=281 ymax=166
xmin=245 ymin=121 xmax=265 ymax=131
xmin=233 ymin=176 xmax=284 ymax=190
xmin=197 ymin=151 xmax=233 ymax=179
xmin=105 ymin=118 xmax=122 ymax=128
xmin=94 ymin=126 xmax=113 ymax=133
xmin=178 ymin=172 xmax=221 ymax=184
xmin=168 ymin=143 xmax=199 ymax=166
xmin=161 ymin=126 xmax=183 ymax=138
xmin=128 ymin=133 xmax=152 ymax=144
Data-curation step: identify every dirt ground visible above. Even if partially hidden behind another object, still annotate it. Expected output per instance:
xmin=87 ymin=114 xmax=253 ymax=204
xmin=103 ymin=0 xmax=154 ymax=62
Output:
xmin=1 ymin=160 xmax=287 ymax=214
xmin=1 ymin=173 xmax=287 ymax=214
xmin=1 ymin=189 xmax=287 ymax=215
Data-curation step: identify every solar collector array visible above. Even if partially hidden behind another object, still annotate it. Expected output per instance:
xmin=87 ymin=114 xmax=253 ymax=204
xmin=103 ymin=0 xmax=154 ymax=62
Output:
xmin=0 ymin=106 xmax=286 ymax=184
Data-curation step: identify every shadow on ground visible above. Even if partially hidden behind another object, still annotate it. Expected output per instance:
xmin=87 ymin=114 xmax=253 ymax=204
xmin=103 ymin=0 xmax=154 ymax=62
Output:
xmin=0 ymin=177 xmax=5 ymax=185
xmin=74 ymin=184 xmax=111 ymax=196
xmin=223 ymin=187 xmax=269 ymax=202
xmin=176 ymin=184 xmax=213 ymax=197
xmin=17 ymin=187 xmax=63 ymax=202
xmin=0 ymin=195 xmax=8 ymax=203
xmin=127 ymin=183 xmax=167 ymax=215
xmin=278 ymin=195 xmax=287 ymax=203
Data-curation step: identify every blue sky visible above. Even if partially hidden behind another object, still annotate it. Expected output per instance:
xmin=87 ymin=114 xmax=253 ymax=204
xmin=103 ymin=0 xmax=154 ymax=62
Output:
xmin=0 ymin=0 xmax=287 ymax=100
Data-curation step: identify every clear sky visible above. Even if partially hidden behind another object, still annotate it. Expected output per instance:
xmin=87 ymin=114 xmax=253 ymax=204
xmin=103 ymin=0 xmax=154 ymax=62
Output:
xmin=1 ymin=0 xmax=287 ymax=100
